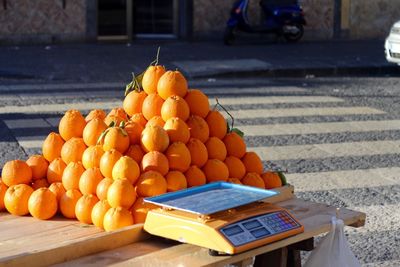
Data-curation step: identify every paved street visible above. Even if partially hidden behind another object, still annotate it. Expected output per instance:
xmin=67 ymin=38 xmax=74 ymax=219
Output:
xmin=0 ymin=76 xmax=400 ymax=266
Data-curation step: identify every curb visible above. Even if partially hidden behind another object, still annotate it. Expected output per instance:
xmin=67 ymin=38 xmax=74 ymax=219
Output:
xmin=0 ymin=70 xmax=37 ymax=80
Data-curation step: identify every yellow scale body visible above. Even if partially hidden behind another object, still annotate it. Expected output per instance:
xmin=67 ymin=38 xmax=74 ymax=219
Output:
xmin=144 ymin=196 xmax=304 ymax=254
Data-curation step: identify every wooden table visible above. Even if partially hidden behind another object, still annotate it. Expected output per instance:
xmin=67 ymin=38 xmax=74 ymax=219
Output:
xmin=0 ymin=186 xmax=366 ymax=267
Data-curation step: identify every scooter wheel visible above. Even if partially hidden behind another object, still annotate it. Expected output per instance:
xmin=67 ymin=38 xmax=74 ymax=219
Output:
xmin=223 ymin=27 xmax=235 ymax=46
xmin=283 ymin=24 xmax=304 ymax=43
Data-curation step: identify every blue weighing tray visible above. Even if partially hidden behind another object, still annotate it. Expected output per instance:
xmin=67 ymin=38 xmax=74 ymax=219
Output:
xmin=144 ymin=182 xmax=279 ymax=215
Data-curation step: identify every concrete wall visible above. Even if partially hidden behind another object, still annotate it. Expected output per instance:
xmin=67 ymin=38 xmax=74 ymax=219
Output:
xmin=0 ymin=0 xmax=86 ymax=44
xmin=0 ymin=0 xmax=399 ymax=44
xmin=193 ymin=0 xmax=262 ymax=38
xmin=192 ymin=0 xmax=334 ymax=40
xmin=349 ymin=0 xmax=400 ymax=39
xmin=301 ymin=0 xmax=335 ymax=40
xmin=192 ymin=0 xmax=400 ymax=40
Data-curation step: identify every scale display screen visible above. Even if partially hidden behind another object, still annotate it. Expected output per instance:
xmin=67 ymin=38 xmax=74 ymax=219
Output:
xmin=223 ymin=225 xmax=244 ymax=236
xmin=243 ymin=220 xmax=262 ymax=230
xmin=219 ymin=210 xmax=302 ymax=247
xmin=145 ymin=182 xmax=278 ymax=215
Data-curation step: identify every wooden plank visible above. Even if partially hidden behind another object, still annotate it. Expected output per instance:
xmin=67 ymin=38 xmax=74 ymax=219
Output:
xmin=59 ymin=198 xmax=365 ymax=267
xmin=267 ymin=184 xmax=295 ymax=203
xmin=0 ymin=220 xmax=149 ymax=267
xmin=0 ymin=185 xmax=294 ymax=266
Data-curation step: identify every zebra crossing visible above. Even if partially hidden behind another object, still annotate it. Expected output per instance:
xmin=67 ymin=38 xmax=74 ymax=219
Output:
xmin=0 ymin=81 xmax=399 ymax=266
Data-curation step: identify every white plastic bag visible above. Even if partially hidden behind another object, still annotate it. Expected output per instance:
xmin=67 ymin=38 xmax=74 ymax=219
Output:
xmin=304 ymin=216 xmax=361 ymax=267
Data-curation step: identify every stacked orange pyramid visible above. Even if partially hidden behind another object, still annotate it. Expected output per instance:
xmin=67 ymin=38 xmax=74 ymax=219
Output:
xmin=0 ymin=64 xmax=284 ymax=232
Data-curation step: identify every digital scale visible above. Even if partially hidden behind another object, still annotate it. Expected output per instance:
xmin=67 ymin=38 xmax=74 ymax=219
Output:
xmin=144 ymin=182 xmax=304 ymax=255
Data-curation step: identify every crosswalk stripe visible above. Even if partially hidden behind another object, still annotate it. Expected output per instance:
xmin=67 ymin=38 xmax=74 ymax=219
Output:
xmin=0 ymin=101 xmax=121 ymax=114
xmin=209 ymin=96 xmax=343 ymax=105
xmin=362 ymin=259 xmax=400 ymax=267
xmin=345 ymin=204 xmax=400 ymax=233
xmin=230 ymin=107 xmax=384 ymax=119
xmin=250 ymin=140 xmax=400 ymax=161
xmin=17 ymin=139 xmax=45 ymax=149
xmin=0 ymin=96 xmax=341 ymax=115
xmin=285 ymin=167 xmax=400 ymax=192
xmin=239 ymin=120 xmax=400 ymax=136
xmin=0 ymin=83 xmax=307 ymax=94
xmin=0 ymin=82 xmax=124 ymax=91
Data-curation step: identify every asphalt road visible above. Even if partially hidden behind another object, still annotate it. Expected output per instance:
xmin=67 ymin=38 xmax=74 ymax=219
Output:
xmin=1 ymin=76 xmax=400 ymax=266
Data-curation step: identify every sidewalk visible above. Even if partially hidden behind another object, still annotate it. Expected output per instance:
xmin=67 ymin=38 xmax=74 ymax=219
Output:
xmin=0 ymin=39 xmax=398 ymax=83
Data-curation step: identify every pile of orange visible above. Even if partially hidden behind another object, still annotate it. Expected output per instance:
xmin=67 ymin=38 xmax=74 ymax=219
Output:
xmin=0 ymin=64 xmax=283 ymax=232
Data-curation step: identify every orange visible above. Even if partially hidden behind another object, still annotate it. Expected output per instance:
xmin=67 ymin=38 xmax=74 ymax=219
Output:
xmin=124 ymin=121 xmax=144 ymax=145
xmin=106 ymin=107 xmax=129 ymax=122
xmin=146 ymin=116 xmax=165 ymax=128
xmin=0 ymin=180 xmax=9 ymax=211
xmin=82 ymin=118 xmax=108 ymax=146
xmin=79 ymin=168 xmax=104 ymax=195
xmin=59 ymin=109 xmax=87 ymax=141
xmin=223 ymin=132 xmax=246 ymax=158
xmin=103 ymin=206 xmax=134 ymax=232
xmin=82 ymin=145 xmax=104 ymax=169
xmin=107 ymin=178 xmax=137 ymax=209
xmin=165 ymin=171 xmax=187 ymax=192
xmin=112 ymin=156 xmax=140 ymax=184
xmin=142 ymin=93 xmax=164 ymax=121
xmin=186 ymin=138 xmax=208 ymax=167
xmin=61 ymin=137 xmax=87 ymax=164
xmin=186 ymin=115 xmax=209 ymax=143
xmin=99 ymin=149 xmax=122 ymax=178
xmin=142 ymin=65 xmax=166 ymax=95
xmin=165 ymin=142 xmax=191 ymax=172
xmin=130 ymin=113 xmax=147 ymax=127
xmin=141 ymin=151 xmax=169 ymax=176
xmin=227 ymin=178 xmax=242 ymax=184
xmin=42 ymin=132 xmax=65 ymax=162
xmin=130 ymin=197 xmax=158 ymax=223
xmin=241 ymin=152 xmax=263 ymax=174
xmin=31 ymin=179 xmax=49 ymax=190
xmin=202 ymin=159 xmax=229 ymax=183
xmin=184 ymin=89 xmax=210 ymax=118
xmin=59 ymin=189 xmax=82 ymax=219
xmin=163 ymin=117 xmax=190 ymax=144
xmin=124 ymin=144 xmax=145 ymax=163
xmin=104 ymin=114 xmax=126 ymax=127
xmin=102 ymin=127 xmax=130 ymax=154
xmin=1 ymin=159 xmax=32 ymax=186
xmin=140 ymin=125 xmax=170 ymax=153
xmin=96 ymin=177 xmax=114 ymax=200
xmin=224 ymin=156 xmax=246 ymax=180
xmin=185 ymin=166 xmax=206 ymax=187
xmin=206 ymin=110 xmax=227 ymax=140
xmin=205 ymin=137 xmax=227 ymax=161
xmin=242 ymin=173 xmax=265 ymax=189
xmin=161 ymin=95 xmax=190 ymax=122
xmin=28 ymin=188 xmax=58 ymax=220
xmin=123 ymin=90 xmax=147 ymax=117
xmin=4 ymin=184 xmax=34 ymax=216
xmin=62 ymin=161 xmax=85 ymax=191
xmin=48 ymin=182 xmax=66 ymax=202
xmin=136 ymin=171 xmax=167 ymax=197
xmin=85 ymin=109 xmax=106 ymax=122
xmin=26 ymin=155 xmax=48 ymax=180
xmin=261 ymin=172 xmax=282 ymax=189
xmin=75 ymin=194 xmax=99 ymax=224
xmin=91 ymin=199 xmax=111 ymax=229
xmin=47 ymin=158 xmax=67 ymax=184
xmin=157 ymin=70 xmax=188 ymax=100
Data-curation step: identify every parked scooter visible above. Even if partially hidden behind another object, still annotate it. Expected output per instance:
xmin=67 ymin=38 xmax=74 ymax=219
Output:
xmin=224 ymin=0 xmax=306 ymax=45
